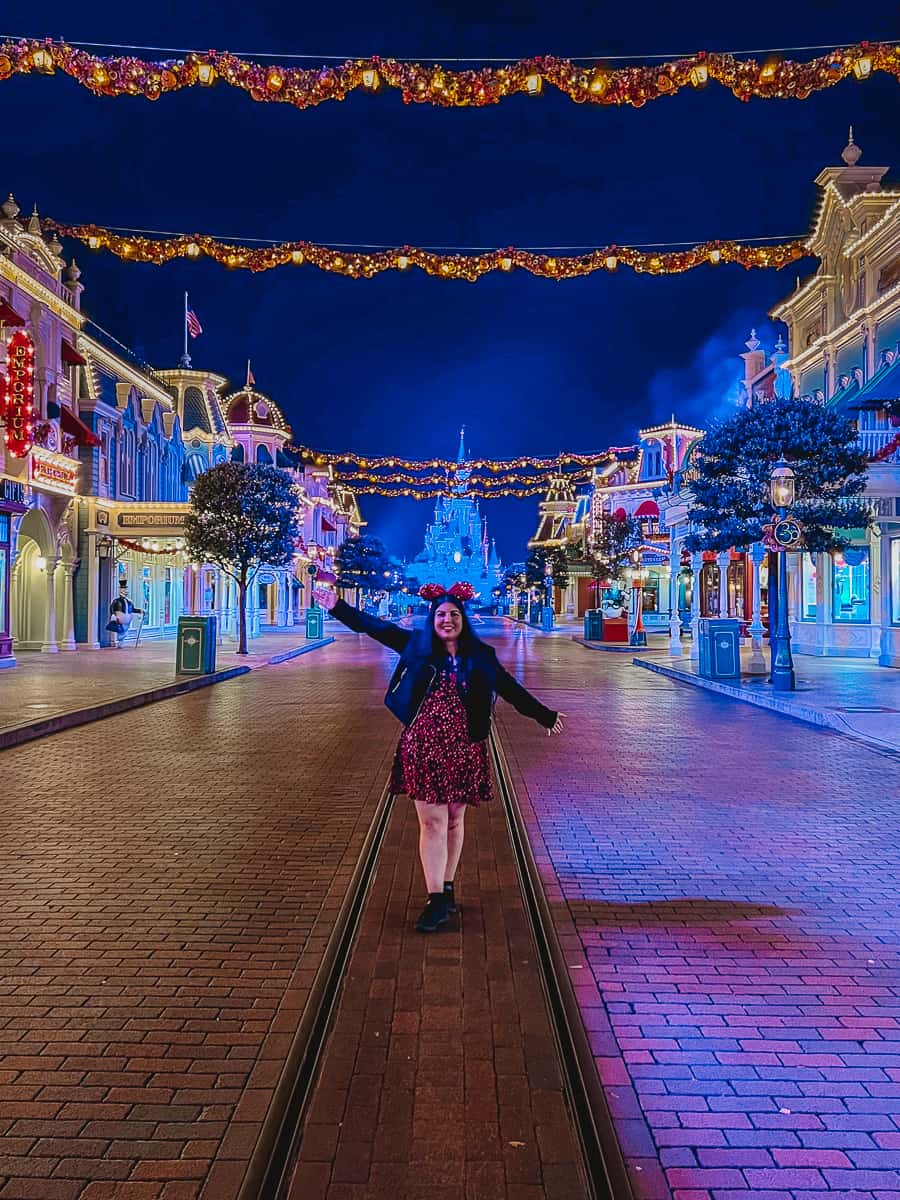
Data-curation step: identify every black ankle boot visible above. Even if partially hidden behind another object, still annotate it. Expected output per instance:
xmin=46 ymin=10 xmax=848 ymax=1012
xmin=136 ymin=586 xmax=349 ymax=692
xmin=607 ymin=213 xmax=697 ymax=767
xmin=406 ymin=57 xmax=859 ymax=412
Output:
xmin=416 ymin=892 xmax=449 ymax=933
xmin=443 ymin=881 xmax=457 ymax=915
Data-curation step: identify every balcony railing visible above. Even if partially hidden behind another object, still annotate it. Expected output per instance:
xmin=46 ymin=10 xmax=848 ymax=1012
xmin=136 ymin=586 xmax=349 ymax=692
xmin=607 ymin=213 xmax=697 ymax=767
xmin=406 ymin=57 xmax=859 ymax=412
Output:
xmin=857 ymin=428 xmax=900 ymax=464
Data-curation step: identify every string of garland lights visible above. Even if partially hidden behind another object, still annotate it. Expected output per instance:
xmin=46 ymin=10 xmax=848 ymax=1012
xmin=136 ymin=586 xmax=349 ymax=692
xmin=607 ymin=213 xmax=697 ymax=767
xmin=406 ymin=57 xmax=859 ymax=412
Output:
xmin=295 ymin=447 xmax=633 ymax=470
xmin=334 ymin=468 xmax=593 ymax=486
xmin=347 ymin=483 xmax=563 ymax=499
xmin=1 ymin=36 xmax=895 ymax=110
xmin=43 ymin=220 xmax=806 ymax=279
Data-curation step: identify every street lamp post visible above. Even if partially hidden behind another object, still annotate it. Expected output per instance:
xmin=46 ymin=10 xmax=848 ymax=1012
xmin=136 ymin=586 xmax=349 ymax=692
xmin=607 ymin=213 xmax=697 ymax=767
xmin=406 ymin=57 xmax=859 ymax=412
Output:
xmin=769 ymin=458 xmax=796 ymax=692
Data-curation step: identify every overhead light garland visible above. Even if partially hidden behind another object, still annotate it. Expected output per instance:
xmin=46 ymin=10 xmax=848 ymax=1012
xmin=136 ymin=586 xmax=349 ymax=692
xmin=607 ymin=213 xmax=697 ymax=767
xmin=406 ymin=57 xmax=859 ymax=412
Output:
xmin=335 ymin=468 xmax=593 ymax=486
xmin=44 ymin=220 xmax=807 ymax=279
xmin=348 ymin=483 xmax=560 ymax=499
xmin=1 ymin=37 xmax=895 ymax=110
xmin=298 ymin=447 xmax=627 ymax=471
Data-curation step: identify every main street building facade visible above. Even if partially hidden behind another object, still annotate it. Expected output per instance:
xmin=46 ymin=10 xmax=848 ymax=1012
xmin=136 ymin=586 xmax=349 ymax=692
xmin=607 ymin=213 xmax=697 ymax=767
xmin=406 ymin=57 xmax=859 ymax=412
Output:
xmin=1 ymin=194 xmax=360 ymax=668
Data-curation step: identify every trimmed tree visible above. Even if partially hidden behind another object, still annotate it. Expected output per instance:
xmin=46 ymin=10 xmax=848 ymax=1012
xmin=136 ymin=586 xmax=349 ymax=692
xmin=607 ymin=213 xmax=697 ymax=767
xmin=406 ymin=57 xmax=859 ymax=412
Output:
xmin=335 ymin=534 xmax=390 ymax=606
xmin=185 ymin=462 xmax=301 ymax=655
xmin=591 ymin=515 xmax=641 ymax=587
xmin=685 ymin=397 xmax=872 ymax=552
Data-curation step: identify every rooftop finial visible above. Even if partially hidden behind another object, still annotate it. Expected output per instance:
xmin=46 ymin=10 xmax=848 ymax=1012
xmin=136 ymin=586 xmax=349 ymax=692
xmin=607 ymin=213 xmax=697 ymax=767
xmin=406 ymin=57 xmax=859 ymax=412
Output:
xmin=745 ymin=328 xmax=761 ymax=352
xmin=457 ymin=424 xmax=466 ymax=464
xmin=842 ymin=125 xmax=862 ymax=166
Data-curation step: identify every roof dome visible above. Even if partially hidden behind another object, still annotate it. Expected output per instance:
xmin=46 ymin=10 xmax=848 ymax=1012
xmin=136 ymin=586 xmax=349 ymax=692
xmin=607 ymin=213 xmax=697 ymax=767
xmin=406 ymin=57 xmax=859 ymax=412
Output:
xmin=223 ymin=388 xmax=291 ymax=437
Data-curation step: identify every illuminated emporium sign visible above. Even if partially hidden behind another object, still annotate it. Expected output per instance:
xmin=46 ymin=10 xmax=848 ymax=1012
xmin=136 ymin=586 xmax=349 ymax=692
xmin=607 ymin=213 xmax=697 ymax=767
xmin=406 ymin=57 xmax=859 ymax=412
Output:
xmin=30 ymin=451 xmax=79 ymax=495
xmin=117 ymin=511 xmax=187 ymax=531
xmin=3 ymin=329 xmax=35 ymax=458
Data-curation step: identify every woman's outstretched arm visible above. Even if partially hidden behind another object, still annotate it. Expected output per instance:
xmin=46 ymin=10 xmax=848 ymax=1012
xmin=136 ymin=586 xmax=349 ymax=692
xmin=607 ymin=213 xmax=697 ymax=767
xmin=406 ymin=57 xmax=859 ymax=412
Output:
xmin=314 ymin=588 xmax=411 ymax=654
xmin=494 ymin=660 xmax=565 ymax=734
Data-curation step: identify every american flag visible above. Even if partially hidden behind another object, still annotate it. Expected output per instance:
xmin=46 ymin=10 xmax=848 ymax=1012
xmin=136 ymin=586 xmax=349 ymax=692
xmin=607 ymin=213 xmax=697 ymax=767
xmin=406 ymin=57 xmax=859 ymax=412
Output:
xmin=186 ymin=308 xmax=203 ymax=339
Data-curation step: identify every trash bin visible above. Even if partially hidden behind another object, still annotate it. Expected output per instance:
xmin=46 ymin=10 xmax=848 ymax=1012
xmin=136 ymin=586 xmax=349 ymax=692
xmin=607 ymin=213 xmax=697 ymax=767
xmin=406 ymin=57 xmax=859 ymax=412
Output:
xmin=541 ymin=606 xmax=554 ymax=632
xmin=305 ymin=605 xmax=324 ymax=640
xmin=697 ymin=618 xmax=741 ymax=679
xmin=176 ymin=615 xmax=217 ymax=675
xmin=584 ymin=609 xmax=602 ymax=641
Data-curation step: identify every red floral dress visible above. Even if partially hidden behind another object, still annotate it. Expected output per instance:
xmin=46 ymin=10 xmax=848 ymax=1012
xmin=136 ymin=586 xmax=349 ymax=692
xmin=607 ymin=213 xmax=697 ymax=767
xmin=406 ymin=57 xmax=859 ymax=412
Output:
xmin=390 ymin=666 xmax=493 ymax=806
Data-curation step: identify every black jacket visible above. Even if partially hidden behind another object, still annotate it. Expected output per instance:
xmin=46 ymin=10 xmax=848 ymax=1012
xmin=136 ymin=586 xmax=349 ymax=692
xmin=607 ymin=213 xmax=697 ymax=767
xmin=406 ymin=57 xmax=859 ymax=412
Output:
xmin=331 ymin=599 xmax=557 ymax=742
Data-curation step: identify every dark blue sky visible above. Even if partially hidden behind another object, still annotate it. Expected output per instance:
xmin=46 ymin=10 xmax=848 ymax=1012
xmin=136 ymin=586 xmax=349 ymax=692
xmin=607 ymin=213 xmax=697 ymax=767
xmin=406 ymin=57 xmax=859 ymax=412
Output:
xmin=5 ymin=2 xmax=898 ymax=561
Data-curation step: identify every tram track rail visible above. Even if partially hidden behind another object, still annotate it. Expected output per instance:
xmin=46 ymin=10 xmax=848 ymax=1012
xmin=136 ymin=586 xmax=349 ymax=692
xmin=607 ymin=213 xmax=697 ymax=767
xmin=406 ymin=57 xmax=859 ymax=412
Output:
xmin=240 ymin=736 xmax=632 ymax=1200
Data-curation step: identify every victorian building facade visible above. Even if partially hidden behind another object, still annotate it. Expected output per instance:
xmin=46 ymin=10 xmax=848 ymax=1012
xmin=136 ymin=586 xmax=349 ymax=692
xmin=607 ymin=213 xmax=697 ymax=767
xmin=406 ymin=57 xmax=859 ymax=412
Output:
xmin=771 ymin=131 xmax=900 ymax=669
xmin=1 ymin=192 xmax=360 ymax=667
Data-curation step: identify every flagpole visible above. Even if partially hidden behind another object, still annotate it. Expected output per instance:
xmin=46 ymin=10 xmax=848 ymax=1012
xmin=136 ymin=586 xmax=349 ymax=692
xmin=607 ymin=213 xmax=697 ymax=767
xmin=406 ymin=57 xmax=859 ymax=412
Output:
xmin=182 ymin=291 xmax=190 ymax=367
xmin=246 ymin=357 xmax=251 ymax=391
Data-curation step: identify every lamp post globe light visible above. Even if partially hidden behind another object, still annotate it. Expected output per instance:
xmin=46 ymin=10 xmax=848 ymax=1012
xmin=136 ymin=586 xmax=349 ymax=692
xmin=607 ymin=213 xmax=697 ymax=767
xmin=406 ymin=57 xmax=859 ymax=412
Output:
xmin=769 ymin=458 xmax=796 ymax=692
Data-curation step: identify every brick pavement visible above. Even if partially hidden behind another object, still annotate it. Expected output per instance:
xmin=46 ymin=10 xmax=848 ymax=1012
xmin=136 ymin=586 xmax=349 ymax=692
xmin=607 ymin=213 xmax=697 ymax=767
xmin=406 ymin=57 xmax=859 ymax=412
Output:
xmin=493 ymin=627 xmax=900 ymax=1200
xmin=286 ymin=771 xmax=588 ymax=1200
xmin=0 ymin=636 xmax=397 ymax=1200
xmin=0 ymin=629 xmax=322 ymax=738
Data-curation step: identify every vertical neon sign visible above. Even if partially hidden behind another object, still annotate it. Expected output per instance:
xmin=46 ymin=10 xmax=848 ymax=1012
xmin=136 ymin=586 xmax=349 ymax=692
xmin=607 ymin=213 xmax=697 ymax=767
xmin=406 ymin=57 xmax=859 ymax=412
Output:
xmin=3 ymin=330 xmax=35 ymax=458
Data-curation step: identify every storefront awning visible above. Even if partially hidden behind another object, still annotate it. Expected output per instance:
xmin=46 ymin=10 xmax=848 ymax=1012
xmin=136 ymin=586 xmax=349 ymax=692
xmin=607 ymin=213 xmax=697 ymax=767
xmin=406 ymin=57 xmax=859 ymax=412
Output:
xmin=855 ymin=356 xmax=900 ymax=410
xmin=829 ymin=375 xmax=861 ymax=412
xmin=635 ymin=499 xmax=660 ymax=518
xmin=61 ymin=339 xmax=87 ymax=367
xmin=0 ymin=298 xmax=25 ymax=327
xmin=59 ymin=403 xmax=101 ymax=447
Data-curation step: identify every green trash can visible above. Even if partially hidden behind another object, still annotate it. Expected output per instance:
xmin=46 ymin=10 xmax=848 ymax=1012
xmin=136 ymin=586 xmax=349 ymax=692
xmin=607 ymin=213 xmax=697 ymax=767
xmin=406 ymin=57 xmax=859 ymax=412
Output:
xmin=584 ymin=609 xmax=602 ymax=641
xmin=697 ymin=618 xmax=741 ymax=680
xmin=176 ymin=615 xmax=217 ymax=675
xmin=305 ymin=606 xmax=324 ymax=640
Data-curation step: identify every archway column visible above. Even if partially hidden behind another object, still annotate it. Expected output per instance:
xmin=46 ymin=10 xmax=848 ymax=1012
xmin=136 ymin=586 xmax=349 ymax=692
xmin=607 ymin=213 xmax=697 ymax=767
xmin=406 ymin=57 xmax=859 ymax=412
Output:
xmin=747 ymin=543 xmax=768 ymax=674
xmin=689 ymin=552 xmax=702 ymax=660
xmin=717 ymin=551 xmax=730 ymax=618
xmin=668 ymin=533 xmax=683 ymax=657
xmin=58 ymin=559 xmax=78 ymax=651
xmin=42 ymin=557 xmax=60 ymax=653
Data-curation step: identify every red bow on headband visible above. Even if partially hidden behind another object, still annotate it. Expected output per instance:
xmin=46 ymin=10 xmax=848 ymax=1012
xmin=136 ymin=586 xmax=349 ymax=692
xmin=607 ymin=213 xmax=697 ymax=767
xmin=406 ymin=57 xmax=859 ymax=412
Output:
xmin=418 ymin=581 xmax=475 ymax=602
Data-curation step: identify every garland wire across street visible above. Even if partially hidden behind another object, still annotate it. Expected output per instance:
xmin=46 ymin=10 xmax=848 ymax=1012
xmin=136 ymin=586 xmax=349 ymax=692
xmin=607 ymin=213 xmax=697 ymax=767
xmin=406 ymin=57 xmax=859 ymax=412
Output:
xmin=1 ymin=35 xmax=895 ymax=110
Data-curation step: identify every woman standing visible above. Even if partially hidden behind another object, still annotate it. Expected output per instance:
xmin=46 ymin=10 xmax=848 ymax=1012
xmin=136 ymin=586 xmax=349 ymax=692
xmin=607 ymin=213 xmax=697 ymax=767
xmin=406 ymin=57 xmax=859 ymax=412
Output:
xmin=313 ymin=581 xmax=564 ymax=932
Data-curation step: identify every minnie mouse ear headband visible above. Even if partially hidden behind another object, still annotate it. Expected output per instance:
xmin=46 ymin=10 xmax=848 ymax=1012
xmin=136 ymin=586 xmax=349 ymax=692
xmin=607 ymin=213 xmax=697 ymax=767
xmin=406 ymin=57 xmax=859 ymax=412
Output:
xmin=419 ymin=581 xmax=475 ymax=603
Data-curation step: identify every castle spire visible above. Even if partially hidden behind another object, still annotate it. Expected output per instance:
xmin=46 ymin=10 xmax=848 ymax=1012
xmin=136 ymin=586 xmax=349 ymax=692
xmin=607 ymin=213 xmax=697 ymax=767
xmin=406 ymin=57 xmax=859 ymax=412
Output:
xmin=457 ymin=425 xmax=466 ymax=464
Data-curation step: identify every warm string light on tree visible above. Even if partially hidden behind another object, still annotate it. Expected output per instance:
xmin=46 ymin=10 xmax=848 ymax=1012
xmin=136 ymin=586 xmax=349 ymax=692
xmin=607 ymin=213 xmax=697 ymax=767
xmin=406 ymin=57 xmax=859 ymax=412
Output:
xmin=43 ymin=220 xmax=807 ymax=279
xmin=2 ymin=37 xmax=895 ymax=110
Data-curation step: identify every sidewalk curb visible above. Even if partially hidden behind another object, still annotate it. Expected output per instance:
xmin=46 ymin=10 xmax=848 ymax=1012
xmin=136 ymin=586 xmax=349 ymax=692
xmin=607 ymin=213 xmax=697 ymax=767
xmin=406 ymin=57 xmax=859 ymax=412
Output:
xmin=633 ymin=657 xmax=900 ymax=758
xmin=0 ymin=637 xmax=336 ymax=752
xmin=574 ymin=636 xmax=666 ymax=654
xmin=0 ymin=666 xmax=251 ymax=752
xmin=266 ymin=636 xmax=335 ymax=665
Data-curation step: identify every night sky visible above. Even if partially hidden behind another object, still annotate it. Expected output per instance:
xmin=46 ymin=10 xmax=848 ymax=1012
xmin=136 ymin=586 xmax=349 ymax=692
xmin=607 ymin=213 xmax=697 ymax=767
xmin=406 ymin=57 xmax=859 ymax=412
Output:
xmin=5 ymin=2 xmax=899 ymax=562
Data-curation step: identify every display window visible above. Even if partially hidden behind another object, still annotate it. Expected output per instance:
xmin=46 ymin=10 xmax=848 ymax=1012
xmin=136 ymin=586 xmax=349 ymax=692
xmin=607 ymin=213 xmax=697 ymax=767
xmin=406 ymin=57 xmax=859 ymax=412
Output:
xmin=891 ymin=540 xmax=900 ymax=626
xmin=800 ymin=553 xmax=818 ymax=620
xmin=832 ymin=547 xmax=870 ymax=623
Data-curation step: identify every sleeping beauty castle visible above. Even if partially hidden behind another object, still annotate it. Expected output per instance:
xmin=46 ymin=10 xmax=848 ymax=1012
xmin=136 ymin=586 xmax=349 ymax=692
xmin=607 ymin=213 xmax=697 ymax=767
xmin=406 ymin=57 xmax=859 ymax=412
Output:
xmin=410 ymin=428 xmax=503 ymax=597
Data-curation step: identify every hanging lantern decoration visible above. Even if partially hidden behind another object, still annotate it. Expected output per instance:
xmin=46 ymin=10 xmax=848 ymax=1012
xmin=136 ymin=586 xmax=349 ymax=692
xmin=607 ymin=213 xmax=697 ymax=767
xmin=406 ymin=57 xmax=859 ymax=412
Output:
xmin=3 ymin=329 xmax=36 ymax=457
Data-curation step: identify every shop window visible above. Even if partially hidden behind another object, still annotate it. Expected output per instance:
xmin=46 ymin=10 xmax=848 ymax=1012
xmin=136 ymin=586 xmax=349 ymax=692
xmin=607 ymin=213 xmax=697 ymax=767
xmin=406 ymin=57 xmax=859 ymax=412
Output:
xmin=800 ymin=553 xmax=818 ymax=620
xmin=832 ymin=547 xmax=870 ymax=623
xmin=700 ymin=563 xmax=720 ymax=616
xmin=643 ymin=570 xmax=660 ymax=614
xmin=726 ymin=559 xmax=745 ymax=619
xmin=891 ymin=540 xmax=900 ymax=625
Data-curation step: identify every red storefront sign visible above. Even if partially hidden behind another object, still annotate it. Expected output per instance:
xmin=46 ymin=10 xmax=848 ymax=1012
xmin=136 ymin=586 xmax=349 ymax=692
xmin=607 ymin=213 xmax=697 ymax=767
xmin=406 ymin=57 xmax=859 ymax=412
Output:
xmin=3 ymin=329 xmax=35 ymax=458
